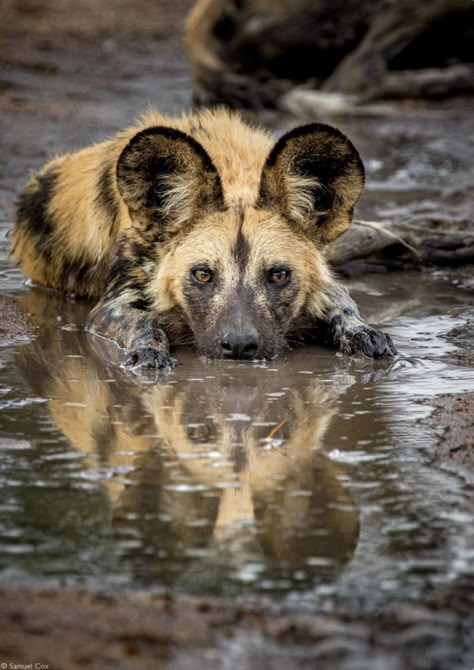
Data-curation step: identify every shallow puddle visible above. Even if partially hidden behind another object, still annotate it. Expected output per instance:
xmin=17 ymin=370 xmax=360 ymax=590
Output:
xmin=0 ymin=265 xmax=473 ymax=612
xmin=1 ymin=96 xmax=474 ymax=614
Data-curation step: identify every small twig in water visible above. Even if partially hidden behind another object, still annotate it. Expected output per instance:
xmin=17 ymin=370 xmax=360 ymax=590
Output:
xmin=267 ymin=420 xmax=288 ymax=439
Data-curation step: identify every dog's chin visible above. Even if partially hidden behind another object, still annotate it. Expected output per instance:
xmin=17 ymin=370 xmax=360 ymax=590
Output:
xmin=195 ymin=339 xmax=287 ymax=362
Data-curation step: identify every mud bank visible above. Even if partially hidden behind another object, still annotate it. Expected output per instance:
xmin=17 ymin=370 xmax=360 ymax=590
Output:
xmin=445 ymin=318 xmax=474 ymax=367
xmin=0 ymin=579 xmax=473 ymax=670
xmin=423 ymin=392 xmax=474 ymax=481
xmin=423 ymin=318 xmax=474 ymax=481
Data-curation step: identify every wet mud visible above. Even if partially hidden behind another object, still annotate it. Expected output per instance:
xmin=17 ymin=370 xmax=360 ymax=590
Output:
xmin=1 ymin=1 xmax=474 ymax=668
xmin=423 ymin=316 xmax=474 ymax=477
xmin=0 ymin=578 xmax=473 ymax=670
xmin=444 ymin=317 xmax=474 ymax=367
xmin=423 ymin=392 xmax=474 ymax=479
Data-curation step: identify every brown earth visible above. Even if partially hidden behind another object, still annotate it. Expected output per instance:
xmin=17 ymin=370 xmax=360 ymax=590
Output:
xmin=424 ymin=392 xmax=474 ymax=480
xmin=445 ymin=319 xmax=474 ymax=367
xmin=424 ymin=319 xmax=474 ymax=477
xmin=0 ymin=579 xmax=473 ymax=670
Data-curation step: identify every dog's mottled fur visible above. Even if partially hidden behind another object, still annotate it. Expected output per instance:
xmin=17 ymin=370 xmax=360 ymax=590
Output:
xmin=12 ymin=107 xmax=396 ymax=367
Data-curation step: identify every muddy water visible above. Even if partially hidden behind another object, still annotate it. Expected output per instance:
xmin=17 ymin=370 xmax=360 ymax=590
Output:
xmin=0 ymin=266 xmax=473 ymax=610
xmin=1 ymin=0 xmax=474 ymax=615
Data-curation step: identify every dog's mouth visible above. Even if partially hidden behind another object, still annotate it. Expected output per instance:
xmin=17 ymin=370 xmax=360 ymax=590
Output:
xmin=195 ymin=337 xmax=287 ymax=362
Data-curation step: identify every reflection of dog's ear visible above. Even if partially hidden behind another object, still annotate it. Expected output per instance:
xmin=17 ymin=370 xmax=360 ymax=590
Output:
xmin=253 ymin=455 xmax=359 ymax=570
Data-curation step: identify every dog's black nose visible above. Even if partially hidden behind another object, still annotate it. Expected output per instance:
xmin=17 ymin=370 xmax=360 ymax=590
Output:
xmin=221 ymin=331 xmax=259 ymax=360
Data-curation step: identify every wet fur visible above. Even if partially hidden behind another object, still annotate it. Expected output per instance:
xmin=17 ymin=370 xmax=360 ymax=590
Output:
xmin=12 ymin=107 xmax=396 ymax=366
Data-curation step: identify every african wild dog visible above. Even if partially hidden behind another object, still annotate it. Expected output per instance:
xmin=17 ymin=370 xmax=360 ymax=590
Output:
xmin=12 ymin=108 xmax=396 ymax=368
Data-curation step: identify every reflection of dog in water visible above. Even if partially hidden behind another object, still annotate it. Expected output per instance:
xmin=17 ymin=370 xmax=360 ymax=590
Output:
xmin=19 ymin=314 xmax=359 ymax=590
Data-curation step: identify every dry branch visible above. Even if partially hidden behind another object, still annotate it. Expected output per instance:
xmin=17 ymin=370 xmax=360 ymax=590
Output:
xmin=326 ymin=218 xmax=474 ymax=267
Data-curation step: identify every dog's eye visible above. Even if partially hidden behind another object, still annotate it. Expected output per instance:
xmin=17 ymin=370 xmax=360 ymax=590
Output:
xmin=267 ymin=268 xmax=291 ymax=285
xmin=192 ymin=268 xmax=213 ymax=284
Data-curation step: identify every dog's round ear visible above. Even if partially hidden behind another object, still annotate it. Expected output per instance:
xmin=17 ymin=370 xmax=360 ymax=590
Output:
xmin=257 ymin=123 xmax=365 ymax=245
xmin=117 ymin=126 xmax=224 ymax=233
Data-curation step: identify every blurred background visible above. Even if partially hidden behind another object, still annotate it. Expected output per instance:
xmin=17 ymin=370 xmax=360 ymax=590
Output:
xmin=186 ymin=0 xmax=474 ymax=107
xmin=1 ymin=0 xmax=194 ymax=213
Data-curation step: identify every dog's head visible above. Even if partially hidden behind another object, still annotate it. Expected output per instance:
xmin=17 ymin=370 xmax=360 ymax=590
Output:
xmin=117 ymin=117 xmax=364 ymax=359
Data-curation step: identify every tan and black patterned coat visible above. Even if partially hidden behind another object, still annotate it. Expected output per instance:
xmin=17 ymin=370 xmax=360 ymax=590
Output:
xmin=12 ymin=107 xmax=396 ymax=368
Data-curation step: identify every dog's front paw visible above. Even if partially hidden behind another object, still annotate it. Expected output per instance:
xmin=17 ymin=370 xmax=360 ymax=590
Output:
xmin=347 ymin=326 xmax=397 ymax=359
xmin=332 ymin=318 xmax=397 ymax=359
xmin=123 ymin=347 xmax=178 ymax=370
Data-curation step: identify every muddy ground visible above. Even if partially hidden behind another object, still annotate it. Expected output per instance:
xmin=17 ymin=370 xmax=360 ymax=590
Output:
xmin=1 ymin=1 xmax=474 ymax=668
xmin=426 ymin=321 xmax=474 ymax=479
xmin=0 ymin=577 xmax=473 ymax=670
xmin=423 ymin=392 xmax=474 ymax=484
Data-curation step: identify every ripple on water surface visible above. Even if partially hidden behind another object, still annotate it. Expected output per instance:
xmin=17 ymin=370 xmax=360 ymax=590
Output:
xmin=0 ymin=265 xmax=473 ymax=609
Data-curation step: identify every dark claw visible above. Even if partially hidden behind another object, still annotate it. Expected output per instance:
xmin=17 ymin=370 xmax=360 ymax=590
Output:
xmin=349 ymin=326 xmax=398 ymax=359
xmin=351 ymin=330 xmax=374 ymax=357
xmin=332 ymin=320 xmax=398 ymax=359
xmin=122 ymin=347 xmax=177 ymax=370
